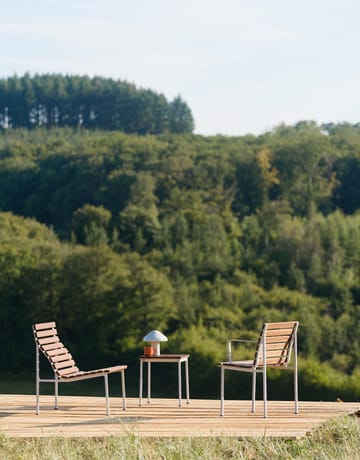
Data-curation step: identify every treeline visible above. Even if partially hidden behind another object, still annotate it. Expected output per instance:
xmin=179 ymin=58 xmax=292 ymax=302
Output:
xmin=0 ymin=74 xmax=194 ymax=134
xmin=2 ymin=122 xmax=360 ymax=400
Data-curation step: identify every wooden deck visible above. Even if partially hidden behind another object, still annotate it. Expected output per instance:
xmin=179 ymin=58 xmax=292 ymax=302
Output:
xmin=0 ymin=394 xmax=358 ymax=439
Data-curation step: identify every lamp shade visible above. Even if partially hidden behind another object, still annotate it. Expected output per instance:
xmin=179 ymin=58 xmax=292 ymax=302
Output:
xmin=143 ymin=330 xmax=168 ymax=342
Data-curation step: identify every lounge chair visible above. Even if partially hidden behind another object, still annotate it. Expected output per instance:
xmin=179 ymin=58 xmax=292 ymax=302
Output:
xmin=33 ymin=321 xmax=127 ymax=415
xmin=219 ymin=321 xmax=299 ymax=417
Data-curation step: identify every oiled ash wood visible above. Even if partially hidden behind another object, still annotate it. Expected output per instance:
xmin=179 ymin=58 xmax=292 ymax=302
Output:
xmin=0 ymin=394 xmax=358 ymax=439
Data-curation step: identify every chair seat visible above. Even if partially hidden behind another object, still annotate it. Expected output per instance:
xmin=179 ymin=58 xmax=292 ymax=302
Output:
xmin=60 ymin=365 xmax=128 ymax=381
xmin=219 ymin=360 xmax=254 ymax=369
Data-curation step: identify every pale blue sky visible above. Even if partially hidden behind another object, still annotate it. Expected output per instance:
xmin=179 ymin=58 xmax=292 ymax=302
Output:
xmin=1 ymin=0 xmax=360 ymax=135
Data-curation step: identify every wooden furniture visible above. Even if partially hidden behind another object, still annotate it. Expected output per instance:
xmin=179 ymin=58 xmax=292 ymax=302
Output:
xmin=33 ymin=321 xmax=127 ymax=415
xmin=139 ymin=354 xmax=190 ymax=407
xmin=219 ymin=321 xmax=299 ymax=417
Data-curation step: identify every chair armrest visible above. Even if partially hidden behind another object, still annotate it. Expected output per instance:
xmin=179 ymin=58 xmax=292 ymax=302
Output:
xmin=227 ymin=339 xmax=257 ymax=362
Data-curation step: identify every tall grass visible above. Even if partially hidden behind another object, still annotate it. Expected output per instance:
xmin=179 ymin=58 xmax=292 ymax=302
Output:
xmin=0 ymin=414 xmax=359 ymax=460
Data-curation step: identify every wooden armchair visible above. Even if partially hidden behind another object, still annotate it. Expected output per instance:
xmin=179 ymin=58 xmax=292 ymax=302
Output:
xmin=218 ymin=321 xmax=299 ymax=417
xmin=33 ymin=321 xmax=127 ymax=415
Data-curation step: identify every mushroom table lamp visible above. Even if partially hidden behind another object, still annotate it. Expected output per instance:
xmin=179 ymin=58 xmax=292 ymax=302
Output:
xmin=143 ymin=330 xmax=168 ymax=356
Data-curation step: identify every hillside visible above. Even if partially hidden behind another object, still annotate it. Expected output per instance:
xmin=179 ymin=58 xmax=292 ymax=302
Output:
xmin=1 ymin=122 xmax=360 ymax=399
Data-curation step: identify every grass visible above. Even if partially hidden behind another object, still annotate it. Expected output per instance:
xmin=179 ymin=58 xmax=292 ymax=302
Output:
xmin=0 ymin=414 xmax=360 ymax=460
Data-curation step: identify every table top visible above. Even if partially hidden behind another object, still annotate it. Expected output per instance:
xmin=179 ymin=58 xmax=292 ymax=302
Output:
xmin=139 ymin=353 xmax=189 ymax=362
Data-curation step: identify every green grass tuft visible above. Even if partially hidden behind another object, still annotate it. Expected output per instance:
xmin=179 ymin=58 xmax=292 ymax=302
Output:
xmin=0 ymin=415 xmax=359 ymax=459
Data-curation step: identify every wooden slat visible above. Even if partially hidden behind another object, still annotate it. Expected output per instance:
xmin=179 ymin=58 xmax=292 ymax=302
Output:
xmin=266 ymin=322 xmax=297 ymax=330
xmin=54 ymin=359 xmax=76 ymax=370
xmin=46 ymin=345 xmax=68 ymax=356
xmin=259 ymin=357 xmax=286 ymax=365
xmin=33 ymin=321 xmax=56 ymax=331
xmin=41 ymin=342 xmax=63 ymax=352
xmin=80 ymin=369 xmax=104 ymax=376
xmin=37 ymin=336 xmax=59 ymax=346
xmin=35 ymin=329 xmax=56 ymax=338
xmin=266 ymin=342 xmax=289 ymax=351
xmin=263 ymin=350 xmax=287 ymax=359
xmin=57 ymin=365 xmax=80 ymax=376
xmin=51 ymin=352 xmax=73 ymax=363
xmin=265 ymin=336 xmax=291 ymax=344
xmin=266 ymin=329 xmax=293 ymax=337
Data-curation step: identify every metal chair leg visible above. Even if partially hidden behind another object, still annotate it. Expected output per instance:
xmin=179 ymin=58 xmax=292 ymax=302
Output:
xmin=220 ymin=366 xmax=225 ymax=416
xmin=104 ymin=374 xmax=110 ymax=416
xmin=178 ymin=360 xmax=182 ymax=407
xmin=35 ymin=345 xmax=40 ymax=415
xmin=294 ymin=332 xmax=299 ymax=414
xmin=263 ymin=367 xmax=267 ymax=418
xmin=251 ymin=371 xmax=256 ymax=413
xmin=185 ymin=358 xmax=190 ymax=404
xmin=121 ymin=370 xmax=126 ymax=411
xmin=54 ymin=373 xmax=59 ymax=409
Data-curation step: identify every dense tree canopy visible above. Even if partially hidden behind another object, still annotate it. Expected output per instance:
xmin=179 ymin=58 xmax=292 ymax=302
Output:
xmin=1 ymin=121 xmax=360 ymax=400
xmin=0 ymin=74 xmax=194 ymax=134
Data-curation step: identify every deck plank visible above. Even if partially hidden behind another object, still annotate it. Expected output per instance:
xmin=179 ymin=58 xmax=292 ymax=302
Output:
xmin=0 ymin=394 xmax=358 ymax=438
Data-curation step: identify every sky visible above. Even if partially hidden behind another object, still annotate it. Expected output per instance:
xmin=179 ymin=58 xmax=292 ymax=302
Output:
xmin=1 ymin=0 xmax=360 ymax=136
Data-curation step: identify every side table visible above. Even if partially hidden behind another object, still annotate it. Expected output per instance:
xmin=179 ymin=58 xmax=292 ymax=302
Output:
xmin=139 ymin=354 xmax=190 ymax=407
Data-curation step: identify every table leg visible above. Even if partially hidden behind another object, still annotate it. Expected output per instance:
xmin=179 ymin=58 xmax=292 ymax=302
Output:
xmin=139 ymin=360 xmax=143 ymax=406
xmin=178 ymin=360 xmax=182 ymax=407
xmin=220 ymin=365 xmax=224 ymax=416
xmin=147 ymin=362 xmax=151 ymax=403
xmin=121 ymin=370 xmax=126 ymax=411
xmin=185 ymin=358 xmax=190 ymax=404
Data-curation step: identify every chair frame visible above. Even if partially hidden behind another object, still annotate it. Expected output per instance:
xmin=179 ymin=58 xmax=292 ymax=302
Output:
xmin=219 ymin=321 xmax=299 ymax=418
xmin=33 ymin=321 xmax=127 ymax=416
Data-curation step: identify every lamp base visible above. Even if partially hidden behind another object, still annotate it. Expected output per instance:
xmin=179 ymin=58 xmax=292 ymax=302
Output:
xmin=153 ymin=343 xmax=160 ymax=355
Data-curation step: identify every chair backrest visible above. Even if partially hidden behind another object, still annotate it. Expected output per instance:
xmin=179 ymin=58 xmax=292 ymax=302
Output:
xmin=254 ymin=321 xmax=298 ymax=367
xmin=33 ymin=322 xmax=80 ymax=378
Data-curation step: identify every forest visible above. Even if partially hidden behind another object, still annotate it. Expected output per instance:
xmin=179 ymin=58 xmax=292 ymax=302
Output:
xmin=1 ymin=120 xmax=360 ymax=401
xmin=0 ymin=74 xmax=194 ymax=134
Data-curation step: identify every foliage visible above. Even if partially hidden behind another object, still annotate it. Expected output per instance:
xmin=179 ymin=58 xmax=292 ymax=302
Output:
xmin=0 ymin=74 xmax=194 ymax=134
xmin=1 ymin=121 xmax=360 ymax=399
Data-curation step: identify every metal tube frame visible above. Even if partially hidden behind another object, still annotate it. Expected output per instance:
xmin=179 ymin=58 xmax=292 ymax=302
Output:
xmin=139 ymin=356 xmax=190 ymax=407
xmin=220 ymin=323 xmax=299 ymax=418
xmin=294 ymin=329 xmax=299 ymax=414
xmin=35 ymin=343 xmax=126 ymax=415
xmin=262 ymin=332 xmax=267 ymax=418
